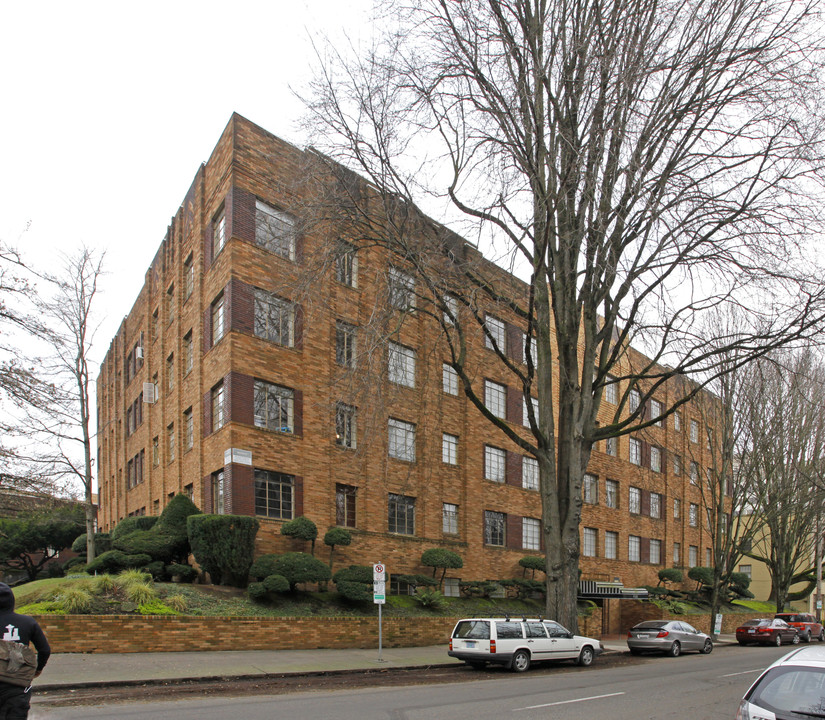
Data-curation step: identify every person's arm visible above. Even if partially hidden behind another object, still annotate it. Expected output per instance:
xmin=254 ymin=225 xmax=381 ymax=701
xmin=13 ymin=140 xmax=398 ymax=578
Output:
xmin=30 ymin=622 xmax=50 ymax=675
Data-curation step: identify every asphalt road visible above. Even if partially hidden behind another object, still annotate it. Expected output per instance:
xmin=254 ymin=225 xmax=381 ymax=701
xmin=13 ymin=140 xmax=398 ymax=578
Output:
xmin=29 ymin=644 xmax=792 ymax=720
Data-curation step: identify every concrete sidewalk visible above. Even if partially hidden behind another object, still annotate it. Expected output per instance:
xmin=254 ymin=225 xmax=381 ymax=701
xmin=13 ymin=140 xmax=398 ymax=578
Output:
xmin=33 ymin=635 xmax=674 ymax=691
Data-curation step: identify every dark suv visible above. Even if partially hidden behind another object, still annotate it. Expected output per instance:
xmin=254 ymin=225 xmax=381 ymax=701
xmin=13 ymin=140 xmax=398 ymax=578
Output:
xmin=775 ymin=613 xmax=825 ymax=643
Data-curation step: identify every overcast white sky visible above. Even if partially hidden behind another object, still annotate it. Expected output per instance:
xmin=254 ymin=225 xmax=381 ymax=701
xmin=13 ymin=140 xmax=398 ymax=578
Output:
xmin=0 ymin=0 xmax=373 ymax=364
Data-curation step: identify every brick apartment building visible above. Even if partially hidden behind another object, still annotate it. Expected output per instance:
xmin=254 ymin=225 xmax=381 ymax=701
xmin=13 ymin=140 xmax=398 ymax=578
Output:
xmin=96 ymin=113 xmax=715 ymax=595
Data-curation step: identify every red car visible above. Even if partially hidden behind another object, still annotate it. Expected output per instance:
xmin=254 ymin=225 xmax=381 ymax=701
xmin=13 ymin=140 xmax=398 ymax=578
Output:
xmin=775 ymin=613 xmax=825 ymax=643
xmin=736 ymin=618 xmax=799 ymax=647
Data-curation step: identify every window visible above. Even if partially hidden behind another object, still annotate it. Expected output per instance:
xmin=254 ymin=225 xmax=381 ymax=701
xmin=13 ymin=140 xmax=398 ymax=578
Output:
xmin=442 ymin=294 xmax=458 ymax=326
xmin=605 ymin=531 xmax=618 ymax=559
xmin=650 ymin=539 xmax=662 ymax=564
xmin=629 ymin=388 xmax=641 ymax=412
xmin=336 ymin=241 xmax=358 ymax=288
xmin=152 ymin=436 xmax=159 ymax=466
xmin=484 ymin=314 xmax=506 ymax=351
xmin=650 ymin=492 xmax=661 ymax=519
xmin=689 ymin=545 xmax=698 ymax=567
xmin=522 ymin=457 xmax=539 ymax=491
xmin=582 ymin=527 xmax=597 ymax=557
xmin=651 ymin=399 xmax=663 ymax=427
xmin=255 ymin=199 xmax=296 ymax=260
xmin=689 ymin=503 xmax=698 ymax=527
xmin=523 ymin=518 xmax=541 ymax=551
xmin=254 ymin=289 xmax=295 ymax=347
xmin=484 ymin=445 xmax=506 ymax=482
xmin=673 ymin=454 xmax=682 ymax=475
xmin=335 ymin=321 xmax=356 ymax=368
xmin=167 ymin=423 xmax=175 ymax=463
xmin=184 ymin=484 xmax=193 ymax=501
xmin=335 ymin=403 xmax=357 ymax=449
xmin=673 ymin=542 xmax=681 ymax=565
xmin=443 ymin=578 xmax=460 ymax=598
xmin=388 ymin=493 xmax=415 ymax=534
xmin=151 ymin=308 xmax=159 ymax=341
xmin=484 ymin=380 xmax=507 ymax=419
xmin=628 ymin=535 xmax=641 ymax=562
xmin=442 ymin=364 xmax=458 ymax=395
xmin=183 ymin=331 xmax=193 ymax=374
xmin=388 ymin=342 xmax=416 ymax=387
xmin=739 ymin=564 xmax=752 ymax=580
xmin=254 ymin=469 xmax=294 ymax=519
xmin=583 ymin=474 xmax=598 ymax=504
xmin=184 ymin=254 xmax=194 ymax=299
xmin=212 ymin=470 xmax=225 ymax=514
xmin=674 ymin=410 xmax=682 ymax=432
xmin=523 ymin=333 xmax=537 ymax=364
xmin=605 ymin=479 xmax=619 ymax=509
xmin=443 ymin=503 xmax=459 ymax=534
xmin=167 ymin=284 xmax=175 ymax=325
xmin=484 ymin=510 xmax=505 ymax=546
xmin=690 ymin=461 xmax=699 ymax=484
xmin=673 ymin=497 xmax=681 ymax=519
xmin=629 ymin=437 xmax=642 ymax=465
xmin=213 ymin=210 xmax=226 ymax=257
xmin=254 ymin=381 xmax=294 ymax=433
xmin=184 ymin=408 xmax=193 ymax=452
xmin=604 ymin=375 xmax=618 ymax=404
xmin=629 ymin=486 xmax=641 ymax=514
xmin=522 ymin=396 xmax=539 ymax=427
xmin=705 ymin=548 xmax=712 ymax=566
xmin=336 ymin=484 xmax=357 ymax=527
xmin=690 ymin=419 xmax=699 ymax=443
xmin=211 ymin=382 xmax=225 ymax=431
xmin=388 ymin=267 xmax=415 ymax=311
xmin=166 ymin=354 xmax=174 ymax=393
xmin=650 ymin=446 xmax=661 ymax=472
xmin=212 ymin=294 xmax=225 ymax=343
xmin=605 ymin=436 xmax=618 ymax=456
xmin=388 ymin=418 xmax=416 ymax=461
xmin=442 ymin=433 xmax=458 ymax=465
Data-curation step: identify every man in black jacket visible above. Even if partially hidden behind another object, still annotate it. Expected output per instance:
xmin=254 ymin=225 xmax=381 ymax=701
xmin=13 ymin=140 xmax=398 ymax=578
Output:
xmin=0 ymin=582 xmax=50 ymax=719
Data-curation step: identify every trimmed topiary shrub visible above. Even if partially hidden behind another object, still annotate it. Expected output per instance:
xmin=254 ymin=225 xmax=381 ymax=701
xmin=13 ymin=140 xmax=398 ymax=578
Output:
xmin=333 ymin=565 xmax=372 ymax=602
xmin=113 ymin=531 xmax=180 ymax=564
xmin=281 ymin=517 xmax=318 ymax=555
xmin=187 ymin=514 xmax=259 ymax=587
xmin=71 ymin=532 xmax=112 ymax=555
xmin=247 ymin=582 xmax=268 ymax=602
xmin=688 ymin=566 xmax=714 ymax=589
xmin=249 ymin=554 xmax=280 ymax=582
xmin=263 ymin=574 xmax=290 ymax=593
xmin=323 ymin=527 xmax=352 ymax=570
xmin=518 ymin=556 xmax=545 ymax=578
xmin=421 ymin=548 xmax=463 ymax=590
xmin=86 ymin=550 xmax=147 ymax=574
xmin=658 ymin=568 xmax=684 ymax=586
xmin=270 ymin=552 xmax=331 ymax=591
xmin=142 ymin=561 xmax=166 ymax=581
xmin=459 ymin=580 xmax=500 ymax=598
xmin=110 ymin=516 xmax=158 ymax=541
xmin=166 ymin=564 xmax=198 ymax=583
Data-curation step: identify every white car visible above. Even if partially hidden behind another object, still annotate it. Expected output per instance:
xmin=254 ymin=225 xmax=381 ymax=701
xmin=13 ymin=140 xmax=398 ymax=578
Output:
xmin=448 ymin=617 xmax=603 ymax=672
xmin=736 ymin=645 xmax=825 ymax=719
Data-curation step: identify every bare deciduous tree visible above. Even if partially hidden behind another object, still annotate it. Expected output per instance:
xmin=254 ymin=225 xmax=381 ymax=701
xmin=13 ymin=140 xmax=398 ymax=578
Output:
xmin=301 ymin=0 xmax=825 ymax=628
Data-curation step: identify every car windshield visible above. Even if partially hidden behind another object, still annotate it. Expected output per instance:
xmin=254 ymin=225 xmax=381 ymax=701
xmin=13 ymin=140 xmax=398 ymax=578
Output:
xmin=454 ymin=621 xmax=490 ymax=640
xmin=749 ymin=666 xmax=825 ymax=718
xmin=779 ymin=615 xmax=805 ymax=623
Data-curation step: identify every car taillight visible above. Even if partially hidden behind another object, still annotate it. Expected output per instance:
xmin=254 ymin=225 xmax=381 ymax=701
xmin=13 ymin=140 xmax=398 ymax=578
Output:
xmin=656 ymin=631 xmax=669 ymax=638
xmin=627 ymin=631 xmax=632 ymax=638
xmin=490 ymin=639 xmax=496 ymax=654
xmin=449 ymin=639 xmax=453 ymax=651
xmin=756 ymin=628 xmax=771 ymax=633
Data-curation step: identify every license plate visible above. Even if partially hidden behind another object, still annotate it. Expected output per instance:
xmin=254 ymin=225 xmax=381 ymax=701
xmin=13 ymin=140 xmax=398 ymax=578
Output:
xmin=748 ymin=629 xmax=755 ymax=633
xmin=465 ymin=641 xmax=476 ymax=648
xmin=637 ymin=634 xmax=650 ymax=638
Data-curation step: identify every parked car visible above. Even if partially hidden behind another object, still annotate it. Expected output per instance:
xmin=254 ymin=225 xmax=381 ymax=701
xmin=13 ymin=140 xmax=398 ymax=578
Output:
xmin=775 ymin=613 xmax=825 ymax=643
xmin=735 ymin=645 xmax=825 ymax=720
xmin=448 ymin=617 xmax=603 ymax=672
xmin=736 ymin=618 xmax=799 ymax=647
xmin=626 ymin=620 xmax=713 ymax=657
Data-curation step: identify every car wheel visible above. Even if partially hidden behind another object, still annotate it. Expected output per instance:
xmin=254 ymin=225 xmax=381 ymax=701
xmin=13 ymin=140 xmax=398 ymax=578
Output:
xmin=701 ymin=639 xmax=713 ymax=654
xmin=802 ymin=631 xmax=811 ymax=643
xmin=511 ymin=649 xmax=531 ymax=673
xmin=774 ymin=633 xmax=783 ymax=647
xmin=578 ymin=646 xmax=595 ymax=666
xmin=792 ymin=633 xmax=800 ymax=645
xmin=668 ymin=641 xmax=681 ymax=657
xmin=819 ymin=629 xmax=825 ymax=642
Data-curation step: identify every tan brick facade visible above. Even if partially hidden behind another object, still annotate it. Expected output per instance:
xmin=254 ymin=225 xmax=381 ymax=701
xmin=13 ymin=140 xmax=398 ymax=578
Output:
xmin=97 ymin=113 xmax=716 ymax=592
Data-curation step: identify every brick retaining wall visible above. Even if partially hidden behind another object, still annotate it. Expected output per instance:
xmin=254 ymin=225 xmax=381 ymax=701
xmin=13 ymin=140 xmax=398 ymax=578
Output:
xmin=36 ymin=610 xmax=604 ymax=654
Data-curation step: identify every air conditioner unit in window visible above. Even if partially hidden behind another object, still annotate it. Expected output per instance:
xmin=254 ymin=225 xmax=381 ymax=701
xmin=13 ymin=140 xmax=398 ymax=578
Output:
xmin=136 ymin=347 xmax=144 ymax=360
xmin=143 ymin=383 xmax=156 ymax=404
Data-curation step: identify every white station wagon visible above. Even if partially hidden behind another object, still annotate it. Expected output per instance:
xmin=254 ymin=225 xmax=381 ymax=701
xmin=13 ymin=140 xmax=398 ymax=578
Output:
xmin=448 ymin=617 xmax=604 ymax=672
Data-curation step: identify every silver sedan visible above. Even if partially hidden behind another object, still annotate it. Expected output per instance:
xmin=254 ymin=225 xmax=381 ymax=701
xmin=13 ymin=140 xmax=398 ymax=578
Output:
xmin=627 ymin=620 xmax=713 ymax=657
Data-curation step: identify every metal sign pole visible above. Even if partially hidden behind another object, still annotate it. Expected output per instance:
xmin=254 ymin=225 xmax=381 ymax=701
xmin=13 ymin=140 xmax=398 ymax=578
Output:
xmin=373 ymin=562 xmax=386 ymax=663
xmin=378 ymin=600 xmax=383 ymax=662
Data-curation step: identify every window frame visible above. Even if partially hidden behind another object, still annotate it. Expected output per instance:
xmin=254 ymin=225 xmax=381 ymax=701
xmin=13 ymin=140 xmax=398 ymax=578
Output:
xmin=388 ymin=493 xmax=416 ymax=535
xmin=255 ymin=199 xmax=297 ymax=260
xmin=254 ymin=380 xmax=295 ymax=434
xmin=254 ymin=468 xmax=294 ymax=520
xmin=388 ymin=418 xmax=416 ymax=462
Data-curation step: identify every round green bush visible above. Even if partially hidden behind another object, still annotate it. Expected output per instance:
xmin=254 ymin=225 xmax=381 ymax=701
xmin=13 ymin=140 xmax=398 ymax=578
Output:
xmin=247 ymin=582 xmax=268 ymax=602
xmin=110 ymin=516 xmax=158 ymax=541
xmin=272 ymin=552 xmax=331 ymax=590
xmin=263 ymin=574 xmax=290 ymax=593
xmin=166 ymin=564 xmax=198 ymax=583
xmin=658 ymin=568 xmax=684 ymax=585
xmin=249 ymin=554 xmax=280 ymax=581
